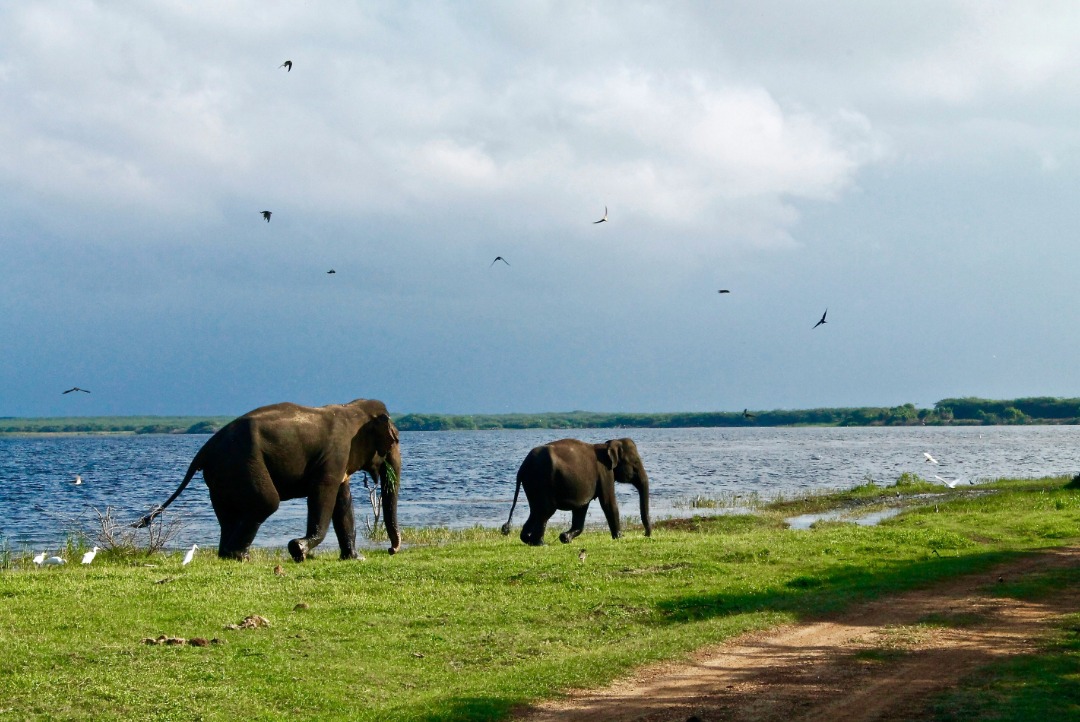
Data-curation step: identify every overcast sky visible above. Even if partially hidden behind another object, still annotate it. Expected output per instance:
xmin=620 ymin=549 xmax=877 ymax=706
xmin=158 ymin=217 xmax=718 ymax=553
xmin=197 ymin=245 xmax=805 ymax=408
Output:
xmin=3 ymin=1 xmax=1080 ymax=417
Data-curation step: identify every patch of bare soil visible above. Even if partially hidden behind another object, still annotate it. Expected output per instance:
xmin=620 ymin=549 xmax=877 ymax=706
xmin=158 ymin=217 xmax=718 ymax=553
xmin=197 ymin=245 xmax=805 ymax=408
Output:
xmin=515 ymin=546 xmax=1080 ymax=722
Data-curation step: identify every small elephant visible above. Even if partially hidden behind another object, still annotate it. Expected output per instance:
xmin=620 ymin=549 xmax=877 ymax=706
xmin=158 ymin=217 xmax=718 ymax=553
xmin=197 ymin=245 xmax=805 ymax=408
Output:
xmin=134 ymin=398 xmax=401 ymax=561
xmin=501 ymin=438 xmax=651 ymax=545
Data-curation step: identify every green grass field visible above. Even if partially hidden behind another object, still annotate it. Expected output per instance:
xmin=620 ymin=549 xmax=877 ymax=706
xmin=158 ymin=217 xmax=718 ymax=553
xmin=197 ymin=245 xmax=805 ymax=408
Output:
xmin=1 ymin=476 xmax=1078 ymax=720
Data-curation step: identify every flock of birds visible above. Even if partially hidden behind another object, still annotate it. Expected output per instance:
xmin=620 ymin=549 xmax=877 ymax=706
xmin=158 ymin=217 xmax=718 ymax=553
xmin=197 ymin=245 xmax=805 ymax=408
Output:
xmin=29 ymin=543 xmax=198 ymax=569
xmin=56 ymin=58 xmax=832 ymax=398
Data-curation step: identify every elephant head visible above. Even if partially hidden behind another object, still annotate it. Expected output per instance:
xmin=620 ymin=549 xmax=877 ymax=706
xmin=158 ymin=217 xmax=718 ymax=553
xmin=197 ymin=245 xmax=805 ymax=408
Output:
xmin=598 ymin=438 xmax=651 ymax=537
xmin=349 ymin=411 xmax=402 ymax=554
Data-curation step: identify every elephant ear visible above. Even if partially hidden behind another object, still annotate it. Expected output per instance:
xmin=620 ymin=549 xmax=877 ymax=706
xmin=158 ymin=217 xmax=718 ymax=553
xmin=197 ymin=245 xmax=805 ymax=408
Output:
xmin=372 ymin=413 xmax=398 ymax=455
xmin=596 ymin=442 xmax=620 ymax=470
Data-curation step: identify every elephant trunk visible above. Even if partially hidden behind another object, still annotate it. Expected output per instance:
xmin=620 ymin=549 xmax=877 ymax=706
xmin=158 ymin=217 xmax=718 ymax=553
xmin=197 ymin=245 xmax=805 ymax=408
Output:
xmin=381 ymin=447 xmax=402 ymax=554
xmin=636 ymin=471 xmax=652 ymax=537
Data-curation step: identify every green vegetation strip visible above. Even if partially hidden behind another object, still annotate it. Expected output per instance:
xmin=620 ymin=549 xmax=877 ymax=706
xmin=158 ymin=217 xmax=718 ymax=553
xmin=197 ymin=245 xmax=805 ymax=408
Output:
xmin=0 ymin=476 xmax=1078 ymax=720
xmin=5 ymin=395 xmax=1080 ymax=433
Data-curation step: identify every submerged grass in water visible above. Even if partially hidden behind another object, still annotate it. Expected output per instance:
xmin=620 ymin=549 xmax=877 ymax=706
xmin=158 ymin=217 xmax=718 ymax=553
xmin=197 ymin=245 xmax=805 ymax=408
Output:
xmin=0 ymin=475 xmax=1077 ymax=720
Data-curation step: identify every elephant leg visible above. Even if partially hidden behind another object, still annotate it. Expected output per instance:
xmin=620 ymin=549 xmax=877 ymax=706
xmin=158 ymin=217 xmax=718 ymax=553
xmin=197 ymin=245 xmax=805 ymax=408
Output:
xmin=597 ymin=490 xmax=622 ymax=539
xmin=331 ymin=480 xmax=359 ymax=560
xmin=218 ymin=514 xmax=268 ymax=561
xmin=289 ymin=480 xmax=338 ymax=562
xmin=559 ymin=506 xmax=588 ymax=544
xmin=207 ymin=471 xmax=279 ymax=561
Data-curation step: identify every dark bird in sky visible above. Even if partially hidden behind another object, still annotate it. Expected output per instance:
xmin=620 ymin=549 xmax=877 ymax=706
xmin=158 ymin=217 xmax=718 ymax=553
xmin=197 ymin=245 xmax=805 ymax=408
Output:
xmin=812 ymin=309 xmax=828 ymax=329
xmin=490 ymin=256 xmax=510 ymax=267
xmin=279 ymin=60 xmax=292 ymax=71
xmin=593 ymin=206 xmax=608 ymax=224
xmin=327 ymin=269 xmax=336 ymax=274
xmin=718 ymin=289 xmax=730 ymax=294
xmin=62 ymin=387 xmax=90 ymax=394
xmin=261 ymin=211 xmax=272 ymax=222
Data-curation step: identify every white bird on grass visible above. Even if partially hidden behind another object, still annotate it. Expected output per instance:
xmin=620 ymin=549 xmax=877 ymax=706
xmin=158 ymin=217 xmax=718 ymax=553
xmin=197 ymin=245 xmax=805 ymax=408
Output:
xmin=923 ymin=452 xmax=940 ymax=465
xmin=43 ymin=556 xmax=66 ymax=566
xmin=81 ymin=547 xmax=100 ymax=565
xmin=32 ymin=552 xmax=46 ymax=566
xmin=182 ymin=544 xmax=198 ymax=566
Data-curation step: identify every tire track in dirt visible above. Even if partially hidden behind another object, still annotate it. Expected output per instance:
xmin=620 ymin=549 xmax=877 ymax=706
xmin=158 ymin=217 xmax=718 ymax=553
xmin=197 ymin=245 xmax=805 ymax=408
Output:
xmin=515 ymin=546 xmax=1080 ymax=722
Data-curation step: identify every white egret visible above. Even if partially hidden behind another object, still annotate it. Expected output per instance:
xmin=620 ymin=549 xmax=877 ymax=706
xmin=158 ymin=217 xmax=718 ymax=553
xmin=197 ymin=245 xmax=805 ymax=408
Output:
xmin=43 ymin=556 xmax=66 ymax=566
xmin=923 ymin=452 xmax=940 ymax=465
xmin=74 ymin=474 xmax=83 ymax=485
xmin=81 ymin=547 xmax=100 ymax=564
xmin=32 ymin=552 xmax=46 ymax=566
xmin=182 ymin=544 xmax=198 ymax=566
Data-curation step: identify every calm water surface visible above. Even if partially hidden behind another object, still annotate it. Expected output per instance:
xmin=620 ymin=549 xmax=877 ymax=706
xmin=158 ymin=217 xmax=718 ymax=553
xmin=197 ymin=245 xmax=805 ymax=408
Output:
xmin=2 ymin=426 xmax=1078 ymax=550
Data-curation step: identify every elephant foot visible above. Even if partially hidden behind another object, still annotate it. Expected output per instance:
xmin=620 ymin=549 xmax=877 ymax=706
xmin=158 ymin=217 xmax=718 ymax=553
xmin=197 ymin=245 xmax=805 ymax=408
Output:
xmin=339 ymin=549 xmax=365 ymax=561
xmin=387 ymin=545 xmax=400 ymax=555
xmin=558 ymin=532 xmax=574 ymax=544
xmin=288 ymin=539 xmax=308 ymax=563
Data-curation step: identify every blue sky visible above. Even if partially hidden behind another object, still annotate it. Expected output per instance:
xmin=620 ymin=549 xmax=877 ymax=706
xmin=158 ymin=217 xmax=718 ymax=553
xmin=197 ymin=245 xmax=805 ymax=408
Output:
xmin=3 ymin=1 xmax=1080 ymax=417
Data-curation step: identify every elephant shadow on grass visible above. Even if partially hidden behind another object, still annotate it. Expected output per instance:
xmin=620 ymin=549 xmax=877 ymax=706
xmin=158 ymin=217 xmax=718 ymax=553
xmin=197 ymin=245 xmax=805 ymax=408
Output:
xmin=653 ymin=549 xmax=1027 ymax=625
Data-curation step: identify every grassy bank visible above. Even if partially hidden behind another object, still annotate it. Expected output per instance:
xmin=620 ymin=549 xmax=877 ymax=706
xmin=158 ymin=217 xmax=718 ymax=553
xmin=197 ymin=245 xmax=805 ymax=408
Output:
xmin=1 ymin=477 xmax=1078 ymax=720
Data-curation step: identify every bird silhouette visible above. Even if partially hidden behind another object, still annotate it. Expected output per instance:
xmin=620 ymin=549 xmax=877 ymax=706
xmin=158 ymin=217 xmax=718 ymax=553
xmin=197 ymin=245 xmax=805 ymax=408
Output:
xmin=490 ymin=256 xmax=510 ymax=267
xmin=62 ymin=387 xmax=90 ymax=394
xmin=326 ymin=269 xmax=336 ymax=274
xmin=924 ymin=452 xmax=940 ymax=465
xmin=812 ymin=309 xmax=828 ymax=329
xmin=743 ymin=409 xmax=756 ymax=421
xmin=32 ymin=552 xmax=45 ymax=566
xmin=182 ymin=544 xmax=198 ymax=566
xmin=593 ymin=206 xmax=608 ymax=223
xmin=261 ymin=210 xmax=272 ymax=222
xmin=81 ymin=547 xmax=100 ymax=565
xmin=717 ymin=289 xmax=730 ymax=294
xmin=279 ymin=60 xmax=292 ymax=71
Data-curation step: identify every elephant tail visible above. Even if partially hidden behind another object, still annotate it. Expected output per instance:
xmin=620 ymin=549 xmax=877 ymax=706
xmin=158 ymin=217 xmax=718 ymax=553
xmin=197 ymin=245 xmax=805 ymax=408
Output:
xmin=500 ymin=473 xmax=524 ymax=535
xmin=131 ymin=454 xmax=203 ymax=528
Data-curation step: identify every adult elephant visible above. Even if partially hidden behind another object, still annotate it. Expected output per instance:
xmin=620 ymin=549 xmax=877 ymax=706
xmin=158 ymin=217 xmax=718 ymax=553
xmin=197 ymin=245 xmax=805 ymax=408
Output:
xmin=134 ymin=398 xmax=401 ymax=561
xmin=501 ymin=438 xmax=651 ymax=545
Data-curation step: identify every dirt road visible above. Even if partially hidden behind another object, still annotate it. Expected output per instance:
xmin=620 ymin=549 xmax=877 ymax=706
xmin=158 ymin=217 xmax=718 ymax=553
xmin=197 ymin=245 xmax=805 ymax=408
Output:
xmin=515 ymin=546 xmax=1080 ymax=722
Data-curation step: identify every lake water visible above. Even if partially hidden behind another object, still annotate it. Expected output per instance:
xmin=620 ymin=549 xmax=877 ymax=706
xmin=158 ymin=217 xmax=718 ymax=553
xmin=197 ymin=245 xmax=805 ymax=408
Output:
xmin=2 ymin=425 xmax=1078 ymax=551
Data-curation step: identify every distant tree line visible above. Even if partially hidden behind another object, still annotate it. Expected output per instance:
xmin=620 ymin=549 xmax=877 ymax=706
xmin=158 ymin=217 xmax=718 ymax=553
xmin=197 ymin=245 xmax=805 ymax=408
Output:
xmin=2 ymin=397 xmax=1079 ymax=434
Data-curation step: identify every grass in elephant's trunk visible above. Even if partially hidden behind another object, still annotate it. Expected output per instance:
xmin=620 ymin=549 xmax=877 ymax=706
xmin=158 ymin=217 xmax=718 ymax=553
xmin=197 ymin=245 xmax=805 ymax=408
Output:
xmin=0 ymin=475 xmax=1077 ymax=721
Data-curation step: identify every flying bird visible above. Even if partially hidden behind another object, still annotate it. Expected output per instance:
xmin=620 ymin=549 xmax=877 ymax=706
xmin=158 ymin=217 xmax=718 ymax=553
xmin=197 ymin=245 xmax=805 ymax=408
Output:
xmin=260 ymin=210 xmax=272 ymax=222
xmin=182 ymin=544 xmax=198 ymax=566
xmin=73 ymin=474 xmax=82 ymax=485
xmin=81 ymin=547 xmax=100 ymax=565
xmin=326 ymin=269 xmax=336 ymax=274
xmin=743 ymin=409 xmax=756 ymax=421
xmin=43 ymin=556 xmax=66 ymax=566
xmin=593 ymin=206 xmax=608 ymax=224
xmin=932 ymin=475 xmax=968 ymax=489
xmin=812 ymin=309 xmax=828 ymax=329
xmin=718 ymin=289 xmax=730 ymax=294
xmin=279 ymin=60 xmax=292 ymax=71
xmin=62 ymin=387 xmax=90 ymax=394
xmin=32 ymin=552 xmax=46 ymax=566
xmin=490 ymin=256 xmax=510 ymax=267
xmin=924 ymin=452 xmax=940 ymax=465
